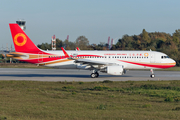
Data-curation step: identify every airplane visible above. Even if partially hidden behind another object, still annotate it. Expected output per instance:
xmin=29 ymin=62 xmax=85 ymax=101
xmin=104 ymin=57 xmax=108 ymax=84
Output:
xmin=8 ymin=23 xmax=176 ymax=78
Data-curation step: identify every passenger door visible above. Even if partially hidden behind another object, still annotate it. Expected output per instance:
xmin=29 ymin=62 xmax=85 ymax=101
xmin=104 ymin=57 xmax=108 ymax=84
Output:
xmin=150 ymin=53 xmax=155 ymax=63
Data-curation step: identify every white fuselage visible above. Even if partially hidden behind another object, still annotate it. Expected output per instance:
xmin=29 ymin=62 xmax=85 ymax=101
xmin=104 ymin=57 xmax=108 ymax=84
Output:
xmin=41 ymin=50 xmax=175 ymax=70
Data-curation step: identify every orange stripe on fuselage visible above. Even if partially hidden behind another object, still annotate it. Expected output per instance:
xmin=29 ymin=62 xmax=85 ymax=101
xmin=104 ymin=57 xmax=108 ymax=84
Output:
xmin=39 ymin=59 xmax=72 ymax=66
xmin=118 ymin=60 xmax=176 ymax=69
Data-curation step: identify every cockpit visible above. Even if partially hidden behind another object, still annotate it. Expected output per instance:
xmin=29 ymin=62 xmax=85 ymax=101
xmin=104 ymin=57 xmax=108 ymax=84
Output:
xmin=161 ymin=56 xmax=170 ymax=59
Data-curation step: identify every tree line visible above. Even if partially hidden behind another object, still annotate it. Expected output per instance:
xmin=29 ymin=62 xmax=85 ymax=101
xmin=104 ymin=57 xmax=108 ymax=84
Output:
xmin=37 ymin=29 xmax=180 ymax=66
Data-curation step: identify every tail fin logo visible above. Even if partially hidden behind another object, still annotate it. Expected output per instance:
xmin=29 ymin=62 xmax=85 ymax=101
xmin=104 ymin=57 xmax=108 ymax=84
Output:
xmin=14 ymin=33 xmax=27 ymax=46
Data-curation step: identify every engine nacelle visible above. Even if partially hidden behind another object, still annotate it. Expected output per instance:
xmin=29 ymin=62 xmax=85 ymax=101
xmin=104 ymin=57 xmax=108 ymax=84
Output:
xmin=107 ymin=65 xmax=124 ymax=75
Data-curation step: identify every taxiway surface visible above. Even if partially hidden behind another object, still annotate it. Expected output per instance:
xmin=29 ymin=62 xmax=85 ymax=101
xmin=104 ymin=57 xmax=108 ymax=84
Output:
xmin=0 ymin=68 xmax=180 ymax=82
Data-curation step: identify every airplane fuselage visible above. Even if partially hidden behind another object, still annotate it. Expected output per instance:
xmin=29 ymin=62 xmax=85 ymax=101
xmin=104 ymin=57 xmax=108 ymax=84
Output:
xmin=9 ymin=50 xmax=175 ymax=70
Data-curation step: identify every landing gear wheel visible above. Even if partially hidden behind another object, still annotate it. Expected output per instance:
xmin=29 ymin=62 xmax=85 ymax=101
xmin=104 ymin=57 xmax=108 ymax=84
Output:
xmin=150 ymin=74 xmax=155 ymax=78
xmin=91 ymin=73 xmax=96 ymax=78
xmin=91 ymin=72 xmax=99 ymax=78
xmin=150 ymin=69 xmax=155 ymax=78
xmin=95 ymin=72 xmax=99 ymax=77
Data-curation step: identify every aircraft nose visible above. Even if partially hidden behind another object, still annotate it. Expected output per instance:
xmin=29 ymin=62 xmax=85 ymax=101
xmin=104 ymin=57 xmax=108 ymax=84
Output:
xmin=171 ymin=59 xmax=176 ymax=66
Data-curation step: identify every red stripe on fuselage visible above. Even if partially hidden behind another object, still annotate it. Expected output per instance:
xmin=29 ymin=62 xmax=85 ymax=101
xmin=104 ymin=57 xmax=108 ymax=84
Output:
xmin=118 ymin=60 xmax=175 ymax=69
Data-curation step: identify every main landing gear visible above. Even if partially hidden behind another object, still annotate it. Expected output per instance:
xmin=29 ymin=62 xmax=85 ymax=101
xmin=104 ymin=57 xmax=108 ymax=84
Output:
xmin=150 ymin=69 xmax=155 ymax=78
xmin=91 ymin=70 xmax=99 ymax=78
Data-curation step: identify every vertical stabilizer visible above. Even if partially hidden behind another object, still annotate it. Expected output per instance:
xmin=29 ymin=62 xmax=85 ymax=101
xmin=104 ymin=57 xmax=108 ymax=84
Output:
xmin=9 ymin=23 xmax=41 ymax=53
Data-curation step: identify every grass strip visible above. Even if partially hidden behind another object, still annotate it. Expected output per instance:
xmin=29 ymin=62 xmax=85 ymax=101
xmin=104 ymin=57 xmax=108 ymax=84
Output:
xmin=0 ymin=80 xmax=180 ymax=120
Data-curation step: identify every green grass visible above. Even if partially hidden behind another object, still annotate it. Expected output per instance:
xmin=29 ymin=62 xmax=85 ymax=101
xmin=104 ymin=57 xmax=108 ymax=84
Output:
xmin=0 ymin=80 xmax=180 ymax=119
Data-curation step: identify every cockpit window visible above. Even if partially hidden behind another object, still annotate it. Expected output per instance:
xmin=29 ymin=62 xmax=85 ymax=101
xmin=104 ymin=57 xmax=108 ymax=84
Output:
xmin=161 ymin=56 xmax=170 ymax=59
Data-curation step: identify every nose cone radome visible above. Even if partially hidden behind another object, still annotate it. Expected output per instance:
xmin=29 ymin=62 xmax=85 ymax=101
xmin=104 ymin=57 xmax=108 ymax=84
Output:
xmin=169 ymin=59 xmax=176 ymax=67
xmin=172 ymin=59 xmax=176 ymax=66
xmin=161 ymin=59 xmax=176 ymax=69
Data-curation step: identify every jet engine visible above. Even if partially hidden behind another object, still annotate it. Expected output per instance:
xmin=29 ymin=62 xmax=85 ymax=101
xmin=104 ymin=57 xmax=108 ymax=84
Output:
xmin=101 ymin=65 xmax=125 ymax=75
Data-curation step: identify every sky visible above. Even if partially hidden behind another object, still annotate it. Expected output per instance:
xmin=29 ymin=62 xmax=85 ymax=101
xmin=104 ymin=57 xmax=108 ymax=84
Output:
xmin=0 ymin=0 xmax=180 ymax=50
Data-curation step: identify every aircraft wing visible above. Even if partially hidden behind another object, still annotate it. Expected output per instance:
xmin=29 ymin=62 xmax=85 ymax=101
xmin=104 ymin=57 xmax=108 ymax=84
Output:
xmin=70 ymin=58 xmax=108 ymax=65
xmin=61 ymin=47 xmax=108 ymax=67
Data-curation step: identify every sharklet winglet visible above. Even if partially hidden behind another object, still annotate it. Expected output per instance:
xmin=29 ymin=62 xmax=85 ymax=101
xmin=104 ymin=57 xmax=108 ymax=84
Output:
xmin=61 ymin=47 xmax=70 ymax=58
xmin=76 ymin=47 xmax=80 ymax=51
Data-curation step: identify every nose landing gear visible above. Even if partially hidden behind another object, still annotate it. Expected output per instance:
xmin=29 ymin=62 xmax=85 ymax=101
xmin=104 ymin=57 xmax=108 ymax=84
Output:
xmin=150 ymin=69 xmax=155 ymax=78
